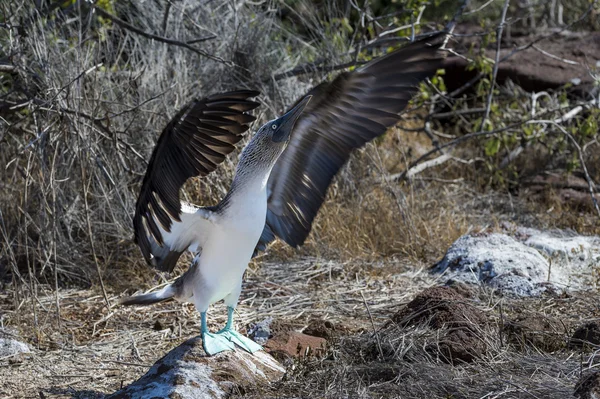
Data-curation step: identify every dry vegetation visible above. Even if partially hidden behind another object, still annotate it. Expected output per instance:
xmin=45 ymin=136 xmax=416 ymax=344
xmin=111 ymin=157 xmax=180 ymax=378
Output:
xmin=1 ymin=0 xmax=600 ymax=398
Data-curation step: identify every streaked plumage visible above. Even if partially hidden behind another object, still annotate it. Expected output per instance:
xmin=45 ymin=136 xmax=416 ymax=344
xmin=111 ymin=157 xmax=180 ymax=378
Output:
xmin=122 ymin=33 xmax=448 ymax=355
xmin=256 ymin=33 xmax=447 ymax=252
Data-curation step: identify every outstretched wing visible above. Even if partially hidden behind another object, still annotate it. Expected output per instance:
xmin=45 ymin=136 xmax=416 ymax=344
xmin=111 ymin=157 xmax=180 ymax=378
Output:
xmin=134 ymin=90 xmax=260 ymax=271
xmin=255 ymin=33 xmax=447 ymax=253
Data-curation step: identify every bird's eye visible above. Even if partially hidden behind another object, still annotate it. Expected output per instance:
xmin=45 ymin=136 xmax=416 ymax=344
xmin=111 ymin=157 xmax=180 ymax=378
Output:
xmin=271 ymin=124 xmax=277 ymax=130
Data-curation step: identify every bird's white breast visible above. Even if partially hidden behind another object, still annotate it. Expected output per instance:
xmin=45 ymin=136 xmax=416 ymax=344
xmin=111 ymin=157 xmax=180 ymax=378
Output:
xmin=194 ymin=181 xmax=268 ymax=304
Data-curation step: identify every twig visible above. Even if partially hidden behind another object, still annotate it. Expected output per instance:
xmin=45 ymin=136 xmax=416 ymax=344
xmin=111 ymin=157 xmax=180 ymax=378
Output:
xmin=430 ymin=107 xmax=487 ymax=121
xmin=91 ymin=6 xmax=230 ymax=66
xmin=271 ymin=60 xmax=367 ymax=82
xmin=361 ymin=291 xmax=384 ymax=360
xmin=478 ymin=0 xmax=510 ymax=133
xmin=532 ymin=45 xmax=579 ymax=66
xmin=76 ymin=129 xmax=111 ymax=310
xmin=0 ymin=64 xmax=16 ymax=73
xmin=391 ymin=154 xmax=452 ymax=182
xmin=50 ymin=145 xmax=61 ymax=330
xmin=464 ymin=0 xmax=494 ymax=15
xmin=377 ymin=6 xmax=425 ymax=38
xmin=186 ymin=35 xmax=217 ymax=45
xmin=395 ymin=98 xmax=596 ymax=182
xmin=445 ymin=0 xmax=470 ymax=32
xmin=394 ymin=121 xmax=520 ymax=182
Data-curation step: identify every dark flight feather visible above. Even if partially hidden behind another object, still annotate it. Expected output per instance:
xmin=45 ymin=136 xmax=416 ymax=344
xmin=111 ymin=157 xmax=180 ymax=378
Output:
xmin=134 ymin=90 xmax=260 ymax=270
xmin=255 ymin=33 xmax=447 ymax=254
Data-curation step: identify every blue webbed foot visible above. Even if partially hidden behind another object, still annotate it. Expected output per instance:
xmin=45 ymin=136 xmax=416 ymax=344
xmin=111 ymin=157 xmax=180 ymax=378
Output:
xmin=217 ymin=328 xmax=263 ymax=353
xmin=202 ymin=330 xmax=236 ymax=355
xmin=200 ymin=307 xmax=262 ymax=355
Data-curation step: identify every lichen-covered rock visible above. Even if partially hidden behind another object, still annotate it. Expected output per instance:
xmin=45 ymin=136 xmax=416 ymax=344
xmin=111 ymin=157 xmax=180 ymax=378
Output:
xmin=432 ymin=228 xmax=600 ymax=296
xmin=106 ymin=337 xmax=284 ymax=399
xmin=0 ymin=338 xmax=30 ymax=358
xmin=432 ymin=233 xmax=551 ymax=296
xmin=519 ymin=227 xmax=600 ymax=289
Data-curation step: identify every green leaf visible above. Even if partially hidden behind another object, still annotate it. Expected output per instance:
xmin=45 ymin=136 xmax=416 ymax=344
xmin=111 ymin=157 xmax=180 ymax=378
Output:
xmin=484 ymin=137 xmax=501 ymax=156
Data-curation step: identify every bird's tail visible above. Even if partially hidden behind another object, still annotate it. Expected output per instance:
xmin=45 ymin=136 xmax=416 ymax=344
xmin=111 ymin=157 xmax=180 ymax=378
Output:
xmin=119 ymin=284 xmax=175 ymax=306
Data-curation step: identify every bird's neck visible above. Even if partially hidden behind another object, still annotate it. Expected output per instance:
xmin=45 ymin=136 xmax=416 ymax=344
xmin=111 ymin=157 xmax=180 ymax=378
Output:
xmin=230 ymin=166 xmax=270 ymax=196
xmin=218 ymin=163 xmax=272 ymax=216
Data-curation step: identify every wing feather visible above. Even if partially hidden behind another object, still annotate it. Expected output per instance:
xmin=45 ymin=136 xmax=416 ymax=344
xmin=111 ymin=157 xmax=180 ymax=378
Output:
xmin=134 ymin=90 xmax=260 ymax=271
xmin=255 ymin=34 xmax=447 ymax=252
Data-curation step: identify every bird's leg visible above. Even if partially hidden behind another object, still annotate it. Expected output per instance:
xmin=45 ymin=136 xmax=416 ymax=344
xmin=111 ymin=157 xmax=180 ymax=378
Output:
xmin=216 ymin=306 xmax=262 ymax=353
xmin=200 ymin=311 xmax=235 ymax=356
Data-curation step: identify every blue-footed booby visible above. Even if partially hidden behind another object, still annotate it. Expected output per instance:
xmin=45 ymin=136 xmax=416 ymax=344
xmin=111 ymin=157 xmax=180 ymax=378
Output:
xmin=121 ymin=33 xmax=447 ymax=355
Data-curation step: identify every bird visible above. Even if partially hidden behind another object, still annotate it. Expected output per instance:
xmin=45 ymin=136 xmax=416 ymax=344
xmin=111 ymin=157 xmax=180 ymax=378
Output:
xmin=121 ymin=33 xmax=447 ymax=356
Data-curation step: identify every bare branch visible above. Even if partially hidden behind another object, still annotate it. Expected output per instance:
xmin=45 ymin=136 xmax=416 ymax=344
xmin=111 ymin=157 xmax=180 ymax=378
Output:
xmin=0 ymin=64 xmax=16 ymax=73
xmin=391 ymin=154 xmax=452 ymax=181
xmin=478 ymin=0 xmax=510 ymax=133
xmin=91 ymin=5 xmax=231 ymax=66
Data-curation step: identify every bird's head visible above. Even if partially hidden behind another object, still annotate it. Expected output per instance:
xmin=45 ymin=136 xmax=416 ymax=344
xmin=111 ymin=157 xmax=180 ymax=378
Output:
xmin=268 ymin=95 xmax=312 ymax=143
xmin=237 ymin=95 xmax=311 ymax=171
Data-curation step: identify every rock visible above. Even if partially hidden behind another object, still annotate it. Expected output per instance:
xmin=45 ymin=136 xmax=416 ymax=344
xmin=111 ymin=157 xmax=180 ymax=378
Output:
xmin=106 ymin=337 xmax=284 ymax=399
xmin=392 ymin=286 xmax=489 ymax=363
xmin=432 ymin=229 xmax=599 ymax=296
xmin=574 ymin=371 xmax=600 ymax=399
xmin=0 ymin=338 xmax=30 ymax=358
xmin=432 ymin=233 xmax=551 ymax=296
xmin=518 ymin=227 xmax=600 ymax=290
xmin=519 ymin=227 xmax=600 ymax=265
xmin=503 ymin=313 xmax=568 ymax=352
xmin=265 ymin=331 xmax=327 ymax=360
xmin=570 ymin=322 xmax=600 ymax=349
xmin=247 ymin=317 xmax=273 ymax=346
xmin=524 ymin=173 xmax=600 ymax=212
xmin=444 ymin=26 xmax=600 ymax=97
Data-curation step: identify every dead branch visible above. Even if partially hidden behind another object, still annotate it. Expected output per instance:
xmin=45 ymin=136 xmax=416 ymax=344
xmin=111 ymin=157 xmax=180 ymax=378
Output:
xmin=0 ymin=64 xmax=16 ymax=73
xmin=390 ymin=154 xmax=452 ymax=182
xmin=91 ymin=6 xmax=230 ymax=66
xmin=271 ymin=59 xmax=367 ymax=82
xmin=478 ymin=0 xmax=510 ymax=133
xmin=393 ymin=101 xmax=592 ymax=183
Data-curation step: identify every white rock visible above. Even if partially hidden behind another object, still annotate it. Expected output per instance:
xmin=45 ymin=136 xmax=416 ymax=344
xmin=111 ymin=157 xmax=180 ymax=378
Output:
xmin=0 ymin=338 xmax=31 ymax=357
xmin=433 ymin=233 xmax=550 ymax=296
xmin=519 ymin=227 xmax=600 ymax=289
xmin=107 ymin=337 xmax=285 ymax=399
xmin=433 ymin=228 xmax=600 ymax=296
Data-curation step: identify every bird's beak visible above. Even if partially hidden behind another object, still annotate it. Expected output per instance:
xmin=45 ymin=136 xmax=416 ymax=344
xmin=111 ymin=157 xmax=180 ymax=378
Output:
xmin=272 ymin=95 xmax=312 ymax=142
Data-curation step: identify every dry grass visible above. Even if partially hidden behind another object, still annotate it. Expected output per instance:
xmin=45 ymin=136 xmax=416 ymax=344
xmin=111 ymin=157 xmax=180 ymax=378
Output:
xmin=3 ymin=259 xmax=598 ymax=398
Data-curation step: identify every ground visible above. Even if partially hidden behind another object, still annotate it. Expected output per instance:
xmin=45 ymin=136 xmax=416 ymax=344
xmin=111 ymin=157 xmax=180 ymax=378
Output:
xmin=2 ymin=247 xmax=599 ymax=398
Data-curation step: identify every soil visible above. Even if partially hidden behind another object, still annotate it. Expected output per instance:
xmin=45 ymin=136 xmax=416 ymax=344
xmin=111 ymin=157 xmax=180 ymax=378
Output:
xmin=390 ymin=286 xmax=491 ymax=363
xmin=1 ymin=230 xmax=599 ymax=399
xmin=503 ymin=312 xmax=570 ymax=352
xmin=570 ymin=321 xmax=600 ymax=349
xmin=575 ymin=371 xmax=600 ymax=399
